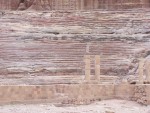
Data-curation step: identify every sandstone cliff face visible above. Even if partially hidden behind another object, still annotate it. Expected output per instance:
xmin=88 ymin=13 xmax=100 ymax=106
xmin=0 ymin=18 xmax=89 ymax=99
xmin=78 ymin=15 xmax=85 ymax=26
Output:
xmin=0 ymin=9 xmax=150 ymax=79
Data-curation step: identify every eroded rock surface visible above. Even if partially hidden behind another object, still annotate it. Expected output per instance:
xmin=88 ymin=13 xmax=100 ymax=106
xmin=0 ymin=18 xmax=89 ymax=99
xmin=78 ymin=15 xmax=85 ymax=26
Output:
xmin=0 ymin=0 xmax=150 ymax=10
xmin=0 ymin=9 xmax=150 ymax=83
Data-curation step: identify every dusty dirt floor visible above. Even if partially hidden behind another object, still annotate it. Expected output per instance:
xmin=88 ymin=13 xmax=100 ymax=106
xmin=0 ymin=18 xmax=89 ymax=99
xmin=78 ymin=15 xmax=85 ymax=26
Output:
xmin=0 ymin=99 xmax=150 ymax=113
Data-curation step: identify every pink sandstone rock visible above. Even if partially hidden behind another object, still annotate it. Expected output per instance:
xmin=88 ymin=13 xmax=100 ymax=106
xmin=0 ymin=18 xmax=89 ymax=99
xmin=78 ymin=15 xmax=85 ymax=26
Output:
xmin=0 ymin=9 xmax=150 ymax=80
xmin=0 ymin=0 xmax=150 ymax=10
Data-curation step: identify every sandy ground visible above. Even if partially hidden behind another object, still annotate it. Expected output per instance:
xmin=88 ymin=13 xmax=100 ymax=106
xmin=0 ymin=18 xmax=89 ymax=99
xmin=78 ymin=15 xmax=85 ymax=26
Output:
xmin=0 ymin=99 xmax=150 ymax=113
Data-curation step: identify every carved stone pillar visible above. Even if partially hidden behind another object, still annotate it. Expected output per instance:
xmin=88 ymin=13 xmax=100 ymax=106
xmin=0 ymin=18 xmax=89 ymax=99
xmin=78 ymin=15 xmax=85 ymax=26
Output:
xmin=95 ymin=55 xmax=100 ymax=81
xmin=138 ymin=59 xmax=144 ymax=84
xmin=84 ymin=55 xmax=91 ymax=81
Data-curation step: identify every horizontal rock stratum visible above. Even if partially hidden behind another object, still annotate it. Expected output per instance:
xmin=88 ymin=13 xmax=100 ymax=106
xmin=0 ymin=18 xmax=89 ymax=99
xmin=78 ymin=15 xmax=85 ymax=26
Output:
xmin=0 ymin=9 xmax=150 ymax=80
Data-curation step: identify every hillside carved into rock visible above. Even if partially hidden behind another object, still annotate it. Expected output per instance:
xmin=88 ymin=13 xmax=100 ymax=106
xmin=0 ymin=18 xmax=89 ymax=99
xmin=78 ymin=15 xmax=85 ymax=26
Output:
xmin=0 ymin=9 xmax=150 ymax=85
